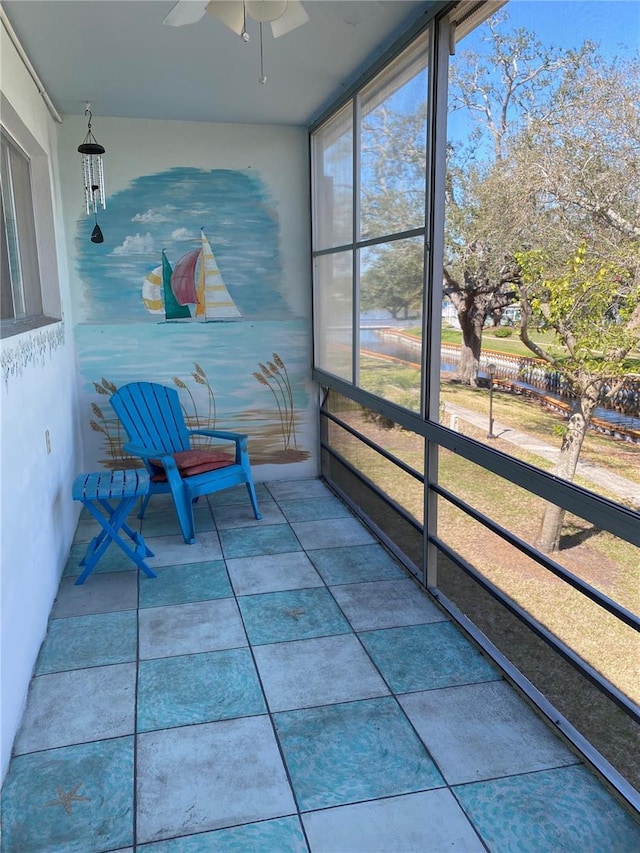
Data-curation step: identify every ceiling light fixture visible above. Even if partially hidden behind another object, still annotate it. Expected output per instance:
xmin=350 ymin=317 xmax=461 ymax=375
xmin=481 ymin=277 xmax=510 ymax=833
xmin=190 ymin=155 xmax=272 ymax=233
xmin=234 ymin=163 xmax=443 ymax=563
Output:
xmin=164 ymin=0 xmax=308 ymax=86
xmin=77 ymin=104 xmax=106 ymax=244
xmin=164 ymin=0 xmax=308 ymax=40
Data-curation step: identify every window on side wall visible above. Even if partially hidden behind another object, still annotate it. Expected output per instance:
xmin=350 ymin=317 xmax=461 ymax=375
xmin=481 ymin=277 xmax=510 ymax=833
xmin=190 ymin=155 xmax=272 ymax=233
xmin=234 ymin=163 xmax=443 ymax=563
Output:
xmin=1 ymin=126 xmax=60 ymax=337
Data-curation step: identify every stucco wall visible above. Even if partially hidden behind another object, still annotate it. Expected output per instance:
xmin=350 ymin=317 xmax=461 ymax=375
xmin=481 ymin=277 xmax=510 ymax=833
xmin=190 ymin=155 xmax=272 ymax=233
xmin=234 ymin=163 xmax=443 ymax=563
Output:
xmin=0 ymin=22 xmax=81 ymax=782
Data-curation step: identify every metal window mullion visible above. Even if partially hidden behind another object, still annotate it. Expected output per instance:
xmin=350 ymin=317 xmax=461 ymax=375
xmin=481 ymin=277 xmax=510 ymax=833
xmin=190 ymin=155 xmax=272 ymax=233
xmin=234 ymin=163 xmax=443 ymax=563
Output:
xmin=425 ymin=17 xmax=449 ymax=588
xmin=309 ymin=132 xmax=318 ymax=371
xmin=312 ymin=227 xmax=426 ymax=259
xmin=353 ymin=95 xmax=361 ymax=388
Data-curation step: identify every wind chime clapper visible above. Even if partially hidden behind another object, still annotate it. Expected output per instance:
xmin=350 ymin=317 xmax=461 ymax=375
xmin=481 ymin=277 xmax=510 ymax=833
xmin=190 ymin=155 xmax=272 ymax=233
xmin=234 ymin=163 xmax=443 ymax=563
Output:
xmin=77 ymin=104 xmax=106 ymax=244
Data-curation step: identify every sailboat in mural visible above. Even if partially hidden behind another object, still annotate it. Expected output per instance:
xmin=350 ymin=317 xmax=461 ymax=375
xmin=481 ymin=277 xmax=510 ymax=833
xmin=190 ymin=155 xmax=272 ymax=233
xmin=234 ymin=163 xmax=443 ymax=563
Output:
xmin=142 ymin=229 xmax=241 ymax=322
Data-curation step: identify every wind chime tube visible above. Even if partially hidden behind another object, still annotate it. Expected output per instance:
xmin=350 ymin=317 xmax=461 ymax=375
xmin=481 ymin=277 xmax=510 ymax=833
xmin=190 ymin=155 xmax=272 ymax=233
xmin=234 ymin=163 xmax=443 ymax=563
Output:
xmin=82 ymin=155 xmax=92 ymax=214
xmin=97 ymin=156 xmax=106 ymax=210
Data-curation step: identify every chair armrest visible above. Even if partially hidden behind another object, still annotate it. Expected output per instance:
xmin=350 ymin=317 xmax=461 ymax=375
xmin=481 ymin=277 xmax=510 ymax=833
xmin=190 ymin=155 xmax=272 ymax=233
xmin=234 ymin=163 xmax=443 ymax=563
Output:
xmin=188 ymin=429 xmax=247 ymax=443
xmin=187 ymin=430 xmax=249 ymax=466
xmin=122 ymin=443 xmax=173 ymax=462
xmin=123 ymin=442 xmax=184 ymax=487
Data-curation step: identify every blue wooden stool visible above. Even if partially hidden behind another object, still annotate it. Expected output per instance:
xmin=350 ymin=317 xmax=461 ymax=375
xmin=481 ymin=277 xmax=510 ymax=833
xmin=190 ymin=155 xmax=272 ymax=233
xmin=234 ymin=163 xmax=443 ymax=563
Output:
xmin=72 ymin=469 xmax=157 ymax=585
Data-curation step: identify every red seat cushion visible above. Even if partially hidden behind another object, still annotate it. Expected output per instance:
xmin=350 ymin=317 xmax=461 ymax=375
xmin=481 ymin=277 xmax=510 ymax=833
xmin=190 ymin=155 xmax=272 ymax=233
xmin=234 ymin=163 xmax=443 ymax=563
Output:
xmin=149 ymin=449 xmax=234 ymax=482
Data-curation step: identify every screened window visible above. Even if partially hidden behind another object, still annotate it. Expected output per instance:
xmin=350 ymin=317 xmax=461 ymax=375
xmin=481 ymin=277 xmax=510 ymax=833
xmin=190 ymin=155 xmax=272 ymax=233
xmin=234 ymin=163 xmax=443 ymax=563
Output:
xmin=1 ymin=125 xmax=58 ymax=337
xmin=312 ymin=28 xmax=430 ymax=415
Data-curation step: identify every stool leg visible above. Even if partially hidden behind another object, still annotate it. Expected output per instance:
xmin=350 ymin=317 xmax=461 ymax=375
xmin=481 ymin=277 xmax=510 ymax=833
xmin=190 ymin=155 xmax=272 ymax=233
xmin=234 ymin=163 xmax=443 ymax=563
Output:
xmin=138 ymin=493 xmax=152 ymax=519
xmin=76 ymin=496 xmax=157 ymax=583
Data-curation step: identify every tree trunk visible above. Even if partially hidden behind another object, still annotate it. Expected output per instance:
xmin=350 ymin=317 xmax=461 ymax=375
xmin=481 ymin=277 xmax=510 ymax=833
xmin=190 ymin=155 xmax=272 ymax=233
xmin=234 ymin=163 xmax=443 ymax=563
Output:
xmin=537 ymin=387 xmax=600 ymax=553
xmin=457 ymin=313 xmax=483 ymax=386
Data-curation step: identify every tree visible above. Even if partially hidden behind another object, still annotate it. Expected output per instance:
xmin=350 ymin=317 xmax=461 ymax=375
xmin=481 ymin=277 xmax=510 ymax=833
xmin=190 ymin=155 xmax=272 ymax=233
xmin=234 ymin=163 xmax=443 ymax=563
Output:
xmin=445 ymin=14 xmax=591 ymax=384
xmin=517 ymin=242 xmax=640 ymax=552
xmin=361 ymin=238 xmax=423 ymax=320
xmin=506 ymin=46 xmax=640 ymax=551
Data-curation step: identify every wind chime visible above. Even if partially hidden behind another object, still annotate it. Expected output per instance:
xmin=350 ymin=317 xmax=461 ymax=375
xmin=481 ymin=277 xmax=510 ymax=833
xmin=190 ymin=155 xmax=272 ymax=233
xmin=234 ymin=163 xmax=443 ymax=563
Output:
xmin=77 ymin=104 xmax=106 ymax=243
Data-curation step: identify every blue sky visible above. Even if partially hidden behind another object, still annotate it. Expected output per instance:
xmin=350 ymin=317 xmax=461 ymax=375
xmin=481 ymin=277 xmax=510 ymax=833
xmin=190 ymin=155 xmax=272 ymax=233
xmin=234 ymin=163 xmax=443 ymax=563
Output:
xmin=504 ymin=0 xmax=639 ymax=58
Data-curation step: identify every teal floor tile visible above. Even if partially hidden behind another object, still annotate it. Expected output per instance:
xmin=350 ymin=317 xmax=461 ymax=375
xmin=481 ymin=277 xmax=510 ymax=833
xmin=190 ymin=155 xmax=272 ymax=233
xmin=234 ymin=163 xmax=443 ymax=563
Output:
xmin=35 ymin=611 xmax=137 ymax=674
xmin=1 ymin=736 xmax=134 ymax=853
xmin=278 ymin=496 xmax=352 ymax=522
xmin=274 ymin=697 xmax=444 ymax=810
xmin=139 ymin=560 xmax=232 ymax=608
xmin=137 ymin=648 xmax=266 ymax=731
xmin=219 ymin=524 xmax=302 ymax=559
xmin=138 ymin=816 xmax=308 ymax=852
xmin=308 ymin=543 xmax=407 ymax=585
xmin=359 ymin=622 xmax=499 ymax=693
xmin=63 ymin=542 xmax=138 ymax=577
xmin=455 ymin=765 xmax=640 ymax=852
xmin=238 ymin=588 xmax=351 ymax=645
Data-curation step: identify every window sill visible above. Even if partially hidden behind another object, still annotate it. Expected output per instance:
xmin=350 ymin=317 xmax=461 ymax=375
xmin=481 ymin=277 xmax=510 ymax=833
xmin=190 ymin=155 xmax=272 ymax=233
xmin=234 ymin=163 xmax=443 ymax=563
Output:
xmin=0 ymin=315 xmax=62 ymax=339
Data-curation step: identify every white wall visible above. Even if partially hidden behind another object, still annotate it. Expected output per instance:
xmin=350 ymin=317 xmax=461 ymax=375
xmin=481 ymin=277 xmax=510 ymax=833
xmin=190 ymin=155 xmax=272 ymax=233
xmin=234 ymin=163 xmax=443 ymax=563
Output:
xmin=0 ymin=21 xmax=81 ymax=782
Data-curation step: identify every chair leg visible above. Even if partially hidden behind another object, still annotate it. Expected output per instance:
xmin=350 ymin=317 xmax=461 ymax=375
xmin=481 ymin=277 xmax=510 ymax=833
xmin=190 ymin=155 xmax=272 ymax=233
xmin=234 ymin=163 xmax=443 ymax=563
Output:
xmin=246 ymin=478 xmax=262 ymax=520
xmin=173 ymin=487 xmax=196 ymax=544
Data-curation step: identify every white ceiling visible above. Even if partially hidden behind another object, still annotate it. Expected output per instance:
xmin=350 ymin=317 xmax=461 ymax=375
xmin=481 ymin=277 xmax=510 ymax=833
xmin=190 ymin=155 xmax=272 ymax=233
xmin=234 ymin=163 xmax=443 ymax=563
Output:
xmin=2 ymin=1 xmax=431 ymax=126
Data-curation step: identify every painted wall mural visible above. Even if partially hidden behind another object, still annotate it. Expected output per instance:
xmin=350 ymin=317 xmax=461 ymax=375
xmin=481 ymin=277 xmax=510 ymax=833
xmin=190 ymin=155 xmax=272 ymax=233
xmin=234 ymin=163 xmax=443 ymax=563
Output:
xmin=74 ymin=165 xmax=313 ymax=474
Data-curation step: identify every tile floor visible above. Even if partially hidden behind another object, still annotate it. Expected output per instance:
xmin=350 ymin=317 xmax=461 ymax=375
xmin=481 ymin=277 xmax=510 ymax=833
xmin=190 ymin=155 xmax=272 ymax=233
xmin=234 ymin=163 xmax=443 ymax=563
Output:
xmin=2 ymin=478 xmax=640 ymax=852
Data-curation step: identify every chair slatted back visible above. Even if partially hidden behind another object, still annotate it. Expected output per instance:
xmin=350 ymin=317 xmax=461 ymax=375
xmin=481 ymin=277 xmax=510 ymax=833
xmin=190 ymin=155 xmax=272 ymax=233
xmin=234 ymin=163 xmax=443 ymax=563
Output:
xmin=111 ymin=382 xmax=191 ymax=454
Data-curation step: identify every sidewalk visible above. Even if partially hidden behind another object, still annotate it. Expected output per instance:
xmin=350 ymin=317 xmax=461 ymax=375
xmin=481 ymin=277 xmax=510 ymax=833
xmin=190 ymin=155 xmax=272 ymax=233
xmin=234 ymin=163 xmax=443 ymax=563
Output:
xmin=444 ymin=402 xmax=640 ymax=507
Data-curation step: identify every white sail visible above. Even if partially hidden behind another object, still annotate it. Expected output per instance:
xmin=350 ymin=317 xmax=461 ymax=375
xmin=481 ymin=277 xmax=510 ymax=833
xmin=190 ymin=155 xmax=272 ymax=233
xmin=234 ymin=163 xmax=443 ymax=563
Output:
xmin=142 ymin=265 xmax=164 ymax=314
xmin=200 ymin=229 xmax=241 ymax=321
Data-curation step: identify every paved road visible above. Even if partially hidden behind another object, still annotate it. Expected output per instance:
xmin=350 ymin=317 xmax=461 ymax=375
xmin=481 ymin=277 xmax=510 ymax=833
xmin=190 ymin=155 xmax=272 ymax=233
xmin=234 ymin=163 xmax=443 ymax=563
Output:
xmin=444 ymin=402 xmax=640 ymax=507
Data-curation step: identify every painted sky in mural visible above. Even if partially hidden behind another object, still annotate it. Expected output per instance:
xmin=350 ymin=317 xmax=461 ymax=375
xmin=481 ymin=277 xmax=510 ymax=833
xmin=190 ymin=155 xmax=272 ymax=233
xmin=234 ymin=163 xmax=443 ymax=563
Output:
xmin=75 ymin=167 xmax=293 ymax=323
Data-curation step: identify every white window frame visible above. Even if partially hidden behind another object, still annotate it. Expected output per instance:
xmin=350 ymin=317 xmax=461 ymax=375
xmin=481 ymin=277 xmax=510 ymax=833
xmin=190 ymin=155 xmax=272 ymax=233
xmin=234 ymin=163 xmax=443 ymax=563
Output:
xmin=1 ymin=95 xmax=61 ymax=338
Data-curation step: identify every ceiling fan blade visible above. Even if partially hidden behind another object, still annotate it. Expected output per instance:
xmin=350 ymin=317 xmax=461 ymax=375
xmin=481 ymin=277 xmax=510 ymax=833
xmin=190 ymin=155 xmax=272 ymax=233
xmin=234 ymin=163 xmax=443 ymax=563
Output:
xmin=163 ymin=0 xmax=209 ymax=27
xmin=205 ymin=0 xmax=246 ymax=36
xmin=270 ymin=0 xmax=309 ymax=38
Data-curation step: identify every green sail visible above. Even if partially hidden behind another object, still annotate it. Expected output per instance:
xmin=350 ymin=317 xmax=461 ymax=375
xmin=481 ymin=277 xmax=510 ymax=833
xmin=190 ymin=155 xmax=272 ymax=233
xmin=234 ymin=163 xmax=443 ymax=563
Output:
xmin=162 ymin=250 xmax=191 ymax=320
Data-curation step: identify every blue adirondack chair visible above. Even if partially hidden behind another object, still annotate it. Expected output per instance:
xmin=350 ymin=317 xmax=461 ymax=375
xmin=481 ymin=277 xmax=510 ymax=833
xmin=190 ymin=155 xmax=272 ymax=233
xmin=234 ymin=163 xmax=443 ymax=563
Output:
xmin=110 ymin=382 xmax=261 ymax=544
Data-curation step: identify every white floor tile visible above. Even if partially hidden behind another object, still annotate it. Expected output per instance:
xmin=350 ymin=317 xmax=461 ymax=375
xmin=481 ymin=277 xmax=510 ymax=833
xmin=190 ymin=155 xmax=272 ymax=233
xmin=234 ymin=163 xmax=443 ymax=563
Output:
xmin=13 ymin=663 xmax=136 ymax=754
xmin=139 ymin=598 xmax=247 ymax=659
xmin=400 ymin=681 xmax=579 ymax=784
xmin=302 ymin=790 xmax=484 ymax=852
xmin=254 ymin=634 xmax=389 ymax=712
xmin=227 ymin=552 xmax=323 ymax=595
xmin=136 ymin=717 xmax=296 ymax=843
xmin=331 ymin=579 xmax=445 ymax=631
